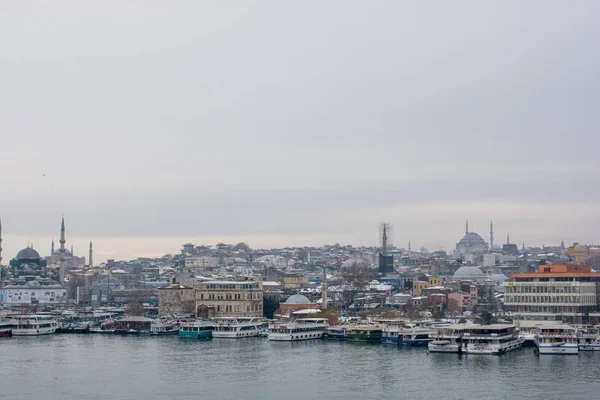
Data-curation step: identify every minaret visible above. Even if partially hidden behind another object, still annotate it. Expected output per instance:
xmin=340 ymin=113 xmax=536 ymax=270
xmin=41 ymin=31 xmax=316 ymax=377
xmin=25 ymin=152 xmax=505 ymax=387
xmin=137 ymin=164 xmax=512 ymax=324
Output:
xmin=522 ymin=242 xmax=525 ymax=251
xmin=70 ymin=245 xmax=73 ymax=254
xmin=51 ymin=240 xmax=55 ymax=256
xmin=408 ymin=241 xmax=411 ymax=255
xmin=0 ymin=218 xmax=3 ymax=267
xmin=466 ymin=220 xmax=469 ymax=234
xmin=321 ymin=266 xmax=328 ymax=311
xmin=89 ymin=241 xmax=93 ymax=269
xmin=506 ymin=233 xmax=510 ymax=245
xmin=490 ymin=220 xmax=494 ymax=249
xmin=59 ymin=217 xmax=66 ymax=286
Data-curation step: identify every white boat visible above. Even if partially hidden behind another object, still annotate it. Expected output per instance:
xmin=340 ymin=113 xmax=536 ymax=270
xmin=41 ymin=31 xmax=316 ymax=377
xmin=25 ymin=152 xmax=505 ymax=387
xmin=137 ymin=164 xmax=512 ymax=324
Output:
xmin=428 ymin=324 xmax=523 ymax=355
xmin=428 ymin=324 xmax=465 ymax=353
xmin=144 ymin=321 xmax=179 ymax=335
xmin=534 ymin=324 xmax=578 ymax=355
xmin=268 ymin=318 xmax=329 ymax=341
xmin=11 ymin=315 xmax=57 ymax=336
xmin=577 ymin=326 xmax=600 ymax=351
xmin=0 ymin=319 xmax=12 ymax=337
xmin=462 ymin=324 xmax=523 ymax=355
xmin=212 ymin=318 xmax=263 ymax=338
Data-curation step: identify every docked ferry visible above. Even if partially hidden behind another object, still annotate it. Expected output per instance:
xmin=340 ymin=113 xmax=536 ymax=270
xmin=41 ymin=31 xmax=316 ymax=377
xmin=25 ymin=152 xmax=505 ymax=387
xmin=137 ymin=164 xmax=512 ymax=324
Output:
xmin=179 ymin=321 xmax=215 ymax=339
xmin=268 ymin=318 xmax=329 ymax=341
xmin=212 ymin=318 xmax=263 ymax=338
xmin=534 ymin=324 xmax=578 ymax=354
xmin=577 ymin=327 xmax=600 ymax=351
xmin=347 ymin=325 xmax=384 ymax=343
xmin=428 ymin=324 xmax=522 ymax=355
xmin=11 ymin=315 xmax=57 ymax=336
xmin=326 ymin=325 xmax=349 ymax=340
xmin=0 ymin=319 xmax=12 ymax=337
xmin=144 ymin=321 xmax=179 ymax=336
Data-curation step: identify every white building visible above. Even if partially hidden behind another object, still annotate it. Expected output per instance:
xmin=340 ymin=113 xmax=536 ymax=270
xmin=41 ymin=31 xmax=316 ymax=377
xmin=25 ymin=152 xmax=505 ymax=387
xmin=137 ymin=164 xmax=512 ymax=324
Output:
xmin=1 ymin=281 xmax=67 ymax=305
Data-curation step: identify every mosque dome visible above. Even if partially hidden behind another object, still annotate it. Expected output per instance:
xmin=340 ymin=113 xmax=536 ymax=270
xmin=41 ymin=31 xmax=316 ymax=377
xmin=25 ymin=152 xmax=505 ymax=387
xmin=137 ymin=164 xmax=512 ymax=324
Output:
xmin=284 ymin=294 xmax=312 ymax=304
xmin=16 ymin=247 xmax=41 ymax=260
xmin=455 ymin=230 xmax=489 ymax=255
xmin=453 ymin=266 xmax=485 ymax=279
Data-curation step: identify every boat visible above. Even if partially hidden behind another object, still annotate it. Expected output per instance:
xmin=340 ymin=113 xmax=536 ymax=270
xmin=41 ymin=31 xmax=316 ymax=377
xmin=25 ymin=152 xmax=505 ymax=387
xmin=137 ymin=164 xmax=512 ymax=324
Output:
xmin=577 ymin=326 xmax=600 ymax=351
xmin=347 ymin=325 xmax=384 ymax=343
xmin=429 ymin=324 xmax=523 ymax=355
xmin=534 ymin=324 xmax=578 ymax=355
xmin=11 ymin=315 xmax=57 ymax=336
xmin=398 ymin=327 xmax=433 ymax=347
xmin=179 ymin=321 xmax=215 ymax=339
xmin=268 ymin=318 xmax=329 ymax=341
xmin=382 ymin=326 xmax=401 ymax=344
xmin=461 ymin=324 xmax=523 ymax=355
xmin=0 ymin=319 xmax=12 ymax=337
xmin=212 ymin=318 xmax=263 ymax=338
xmin=326 ymin=325 xmax=349 ymax=340
xmin=144 ymin=321 xmax=179 ymax=336
xmin=428 ymin=325 xmax=466 ymax=353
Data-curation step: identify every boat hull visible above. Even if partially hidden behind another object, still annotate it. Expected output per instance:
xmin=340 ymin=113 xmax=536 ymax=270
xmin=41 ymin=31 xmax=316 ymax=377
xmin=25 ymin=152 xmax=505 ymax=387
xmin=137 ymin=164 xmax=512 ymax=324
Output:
xmin=12 ymin=327 xmax=56 ymax=336
xmin=381 ymin=336 xmax=399 ymax=345
xmin=535 ymin=341 xmax=578 ymax=354
xmin=212 ymin=330 xmax=260 ymax=338
xmin=428 ymin=342 xmax=461 ymax=353
xmin=268 ymin=331 xmax=324 ymax=341
xmin=579 ymin=344 xmax=600 ymax=351
xmin=0 ymin=328 xmax=12 ymax=337
xmin=399 ymin=339 xmax=431 ymax=347
xmin=179 ymin=331 xmax=213 ymax=339
xmin=466 ymin=340 xmax=523 ymax=355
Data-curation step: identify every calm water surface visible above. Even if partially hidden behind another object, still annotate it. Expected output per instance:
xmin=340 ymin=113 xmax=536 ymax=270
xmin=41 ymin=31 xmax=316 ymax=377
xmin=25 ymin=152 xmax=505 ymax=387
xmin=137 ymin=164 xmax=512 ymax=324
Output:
xmin=2 ymin=335 xmax=599 ymax=400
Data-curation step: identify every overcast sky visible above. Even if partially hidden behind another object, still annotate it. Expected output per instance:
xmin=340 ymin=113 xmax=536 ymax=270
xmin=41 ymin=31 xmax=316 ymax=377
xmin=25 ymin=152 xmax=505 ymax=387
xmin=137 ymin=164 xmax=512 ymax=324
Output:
xmin=1 ymin=1 xmax=599 ymax=262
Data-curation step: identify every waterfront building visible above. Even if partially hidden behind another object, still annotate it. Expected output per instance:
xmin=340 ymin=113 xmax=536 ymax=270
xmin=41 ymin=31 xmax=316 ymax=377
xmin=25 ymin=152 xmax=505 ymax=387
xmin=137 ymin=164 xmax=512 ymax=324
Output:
xmin=274 ymin=294 xmax=319 ymax=319
xmin=1 ymin=281 xmax=66 ymax=305
xmin=193 ymin=276 xmax=264 ymax=318
xmin=158 ymin=283 xmax=195 ymax=316
xmin=503 ymin=264 xmax=600 ymax=325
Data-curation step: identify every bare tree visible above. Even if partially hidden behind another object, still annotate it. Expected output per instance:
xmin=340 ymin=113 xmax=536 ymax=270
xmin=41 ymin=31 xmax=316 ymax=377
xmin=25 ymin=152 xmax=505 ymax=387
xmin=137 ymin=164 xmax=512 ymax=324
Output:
xmin=340 ymin=260 xmax=376 ymax=306
xmin=447 ymin=298 xmax=459 ymax=319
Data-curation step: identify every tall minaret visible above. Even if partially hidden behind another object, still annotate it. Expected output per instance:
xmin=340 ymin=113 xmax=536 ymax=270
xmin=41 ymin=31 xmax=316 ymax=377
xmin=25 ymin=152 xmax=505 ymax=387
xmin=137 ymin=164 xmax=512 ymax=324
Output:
xmin=70 ymin=245 xmax=73 ymax=254
xmin=88 ymin=241 xmax=93 ymax=269
xmin=59 ymin=217 xmax=66 ymax=286
xmin=506 ymin=233 xmax=510 ymax=245
xmin=466 ymin=220 xmax=469 ymax=234
xmin=321 ymin=266 xmax=328 ymax=311
xmin=0 ymin=217 xmax=3 ymax=267
xmin=51 ymin=240 xmax=55 ymax=256
xmin=490 ymin=220 xmax=494 ymax=249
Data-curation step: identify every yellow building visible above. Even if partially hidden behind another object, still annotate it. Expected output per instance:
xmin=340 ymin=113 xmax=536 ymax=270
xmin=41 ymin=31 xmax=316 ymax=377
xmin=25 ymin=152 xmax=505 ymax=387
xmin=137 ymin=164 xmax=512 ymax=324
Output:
xmin=278 ymin=272 xmax=309 ymax=289
xmin=428 ymin=276 xmax=443 ymax=287
xmin=193 ymin=276 xmax=264 ymax=318
xmin=568 ymin=243 xmax=600 ymax=264
xmin=412 ymin=281 xmax=429 ymax=297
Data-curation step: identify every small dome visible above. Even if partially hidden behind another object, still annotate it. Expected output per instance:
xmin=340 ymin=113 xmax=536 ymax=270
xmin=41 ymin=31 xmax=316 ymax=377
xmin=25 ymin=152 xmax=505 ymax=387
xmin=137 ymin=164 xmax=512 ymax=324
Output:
xmin=489 ymin=273 xmax=509 ymax=283
xmin=453 ymin=266 xmax=485 ymax=278
xmin=284 ymin=294 xmax=312 ymax=304
xmin=16 ymin=247 xmax=41 ymax=260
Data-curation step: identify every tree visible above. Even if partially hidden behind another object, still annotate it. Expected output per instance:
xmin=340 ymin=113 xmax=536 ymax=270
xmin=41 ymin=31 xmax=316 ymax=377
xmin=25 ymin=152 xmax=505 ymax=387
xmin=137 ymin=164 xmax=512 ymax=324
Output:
xmin=447 ymin=298 xmax=459 ymax=318
xmin=419 ymin=247 xmax=429 ymax=254
xmin=233 ymin=242 xmax=251 ymax=252
xmin=263 ymin=296 xmax=280 ymax=319
xmin=476 ymin=311 xmax=495 ymax=325
xmin=340 ymin=260 xmax=376 ymax=306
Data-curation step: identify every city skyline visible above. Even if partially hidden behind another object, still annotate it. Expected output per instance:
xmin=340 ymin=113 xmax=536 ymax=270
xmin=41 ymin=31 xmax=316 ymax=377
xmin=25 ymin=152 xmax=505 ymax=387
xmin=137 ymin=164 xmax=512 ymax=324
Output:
xmin=1 ymin=2 xmax=599 ymax=262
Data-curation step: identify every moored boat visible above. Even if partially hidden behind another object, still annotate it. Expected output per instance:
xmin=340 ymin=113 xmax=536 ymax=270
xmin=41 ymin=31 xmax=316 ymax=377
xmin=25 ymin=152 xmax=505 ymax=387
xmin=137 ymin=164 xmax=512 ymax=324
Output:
xmin=179 ymin=321 xmax=215 ymax=339
xmin=462 ymin=324 xmax=523 ymax=355
xmin=326 ymin=325 xmax=348 ymax=340
xmin=534 ymin=324 xmax=578 ymax=355
xmin=11 ymin=315 xmax=57 ymax=336
xmin=577 ymin=326 xmax=600 ymax=351
xmin=268 ymin=318 xmax=329 ymax=341
xmin=0 ymin=319 xmax=12 ymax=337
xmin=347 ymin=325 xmax=383 ymax=343
xmin=144 ymin=321 xmax=179 ymax=336
xmin=212 ymin=318 xmax=263 ymax=338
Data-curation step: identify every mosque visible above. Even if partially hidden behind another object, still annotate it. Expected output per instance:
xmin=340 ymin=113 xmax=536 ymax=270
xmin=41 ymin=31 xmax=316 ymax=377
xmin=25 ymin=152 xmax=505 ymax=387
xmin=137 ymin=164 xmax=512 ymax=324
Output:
xmin=0 ymin=218 xmax=93 ymax=305
xmin=454 ymin=221 xmax=490 ymax=257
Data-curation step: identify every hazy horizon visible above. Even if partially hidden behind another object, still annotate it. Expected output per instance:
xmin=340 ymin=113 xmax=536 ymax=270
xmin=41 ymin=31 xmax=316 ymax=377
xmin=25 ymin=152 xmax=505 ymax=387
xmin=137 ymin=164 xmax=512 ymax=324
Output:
xmin=1 ymin=1 xmax=599 ymax=262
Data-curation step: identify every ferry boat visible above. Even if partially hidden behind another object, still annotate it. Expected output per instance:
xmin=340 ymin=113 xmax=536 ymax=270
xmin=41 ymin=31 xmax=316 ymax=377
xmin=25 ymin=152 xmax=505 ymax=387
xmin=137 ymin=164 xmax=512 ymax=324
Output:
xmin=577 ymin=326 xmax=600 ymax=351
xmin=0 ymin=319 xmax=12 ymax=337
xmin=382 ymin=326 xmax=401 ymax=344
xmin=429 ymin=324 xmax=523 ymax=355
xmin=11 ymin=315 xmax=57 ymax=336
xmin=347 ymin=325 xmax=384 ymax=343
xmin=144 ymin=321 xmax=179 ymax=336
xmin=398 ymin=327 xmax=433 ymax=347
xmin=462 ymin=324 xmax=522 ymax=355
xmin=179 ymin=321 xmax=215 ymax=339
xmin=268 ymin=318 xmax=329 ymax=341
xmin=428 ymin=325 xmax=465 ymax=353
xmin=326 ymin=325 xmax=348 ymax=340
xmin=212 ymin=318 xmax=263 ymax=338
xmin=534 ymin=324 xmax=578 ymax=355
